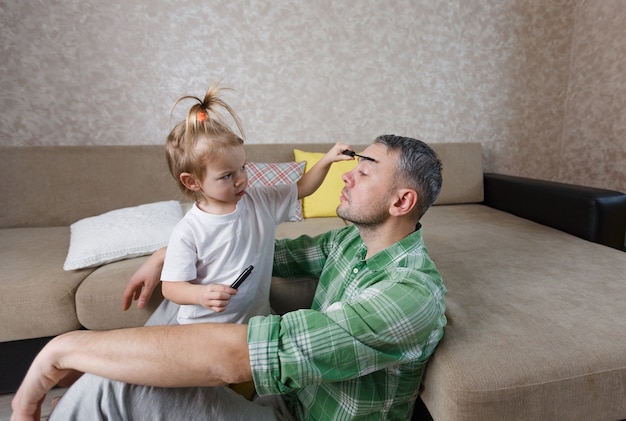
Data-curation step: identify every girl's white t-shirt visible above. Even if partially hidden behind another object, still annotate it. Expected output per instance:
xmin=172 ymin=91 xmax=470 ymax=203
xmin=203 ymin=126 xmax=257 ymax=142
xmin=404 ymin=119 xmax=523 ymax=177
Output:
xmin=161 ymin=184 xmax=298 ymax=324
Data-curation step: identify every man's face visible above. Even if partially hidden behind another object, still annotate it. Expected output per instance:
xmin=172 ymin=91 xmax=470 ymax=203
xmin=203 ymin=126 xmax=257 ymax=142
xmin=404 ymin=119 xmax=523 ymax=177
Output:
xmin=337 ymin=142 xmax=399 ymax=227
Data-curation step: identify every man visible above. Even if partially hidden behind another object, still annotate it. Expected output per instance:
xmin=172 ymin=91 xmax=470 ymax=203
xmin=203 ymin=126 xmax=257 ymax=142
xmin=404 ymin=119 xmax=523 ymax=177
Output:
xmin=12 ymin=135 xmax=446 ymax=421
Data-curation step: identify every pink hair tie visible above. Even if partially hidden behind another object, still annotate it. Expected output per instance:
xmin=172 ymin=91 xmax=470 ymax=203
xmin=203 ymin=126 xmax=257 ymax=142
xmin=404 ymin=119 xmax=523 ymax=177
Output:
xmin=197 ymin=111 xmax=207 ymax=122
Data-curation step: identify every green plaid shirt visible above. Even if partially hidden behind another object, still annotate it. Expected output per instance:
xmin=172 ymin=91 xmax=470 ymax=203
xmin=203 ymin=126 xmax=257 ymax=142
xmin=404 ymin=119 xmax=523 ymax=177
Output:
xmin=248 ymin=225 xmax=446 ymax=420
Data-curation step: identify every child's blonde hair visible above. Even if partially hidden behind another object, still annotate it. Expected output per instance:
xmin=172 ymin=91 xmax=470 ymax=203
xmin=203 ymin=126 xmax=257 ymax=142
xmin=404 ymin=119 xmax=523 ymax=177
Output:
xmin=166 ymin=83 xmax=245 ymax=200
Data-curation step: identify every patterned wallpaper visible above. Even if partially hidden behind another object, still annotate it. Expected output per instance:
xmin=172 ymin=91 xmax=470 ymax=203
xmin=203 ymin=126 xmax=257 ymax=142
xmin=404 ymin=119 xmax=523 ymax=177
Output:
xmin=0 ymin=0 xmax=624 ymax=192
xmin=560 ymin=0 xmax=626 ymax=192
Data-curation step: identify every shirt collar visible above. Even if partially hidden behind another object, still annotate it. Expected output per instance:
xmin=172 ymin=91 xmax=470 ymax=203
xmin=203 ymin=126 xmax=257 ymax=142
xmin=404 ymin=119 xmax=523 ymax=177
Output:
xmin=360 ymin=226 xmax=424 ymax=271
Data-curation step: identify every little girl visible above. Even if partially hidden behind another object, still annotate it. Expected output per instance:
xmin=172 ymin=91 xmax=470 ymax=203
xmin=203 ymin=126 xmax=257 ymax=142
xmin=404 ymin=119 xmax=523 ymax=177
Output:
xmin=160 ymin=82 xmax=351 ymax=326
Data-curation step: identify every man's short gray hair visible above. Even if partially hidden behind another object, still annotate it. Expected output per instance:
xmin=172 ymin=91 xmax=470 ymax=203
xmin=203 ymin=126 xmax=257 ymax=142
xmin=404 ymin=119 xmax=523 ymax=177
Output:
xmin=374 ymin=134 xmax=443 ymax=218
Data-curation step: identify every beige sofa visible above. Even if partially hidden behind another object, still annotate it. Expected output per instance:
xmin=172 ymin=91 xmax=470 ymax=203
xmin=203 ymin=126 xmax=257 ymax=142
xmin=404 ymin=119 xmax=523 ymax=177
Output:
xmin=1 ymin=143 xmax=625 ymax=420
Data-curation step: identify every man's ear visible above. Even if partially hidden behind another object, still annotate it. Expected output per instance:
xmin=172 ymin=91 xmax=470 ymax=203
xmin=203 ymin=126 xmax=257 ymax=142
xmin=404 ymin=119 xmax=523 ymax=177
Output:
xmin=389 ymin=189 xmax=418 ymax=217
xmin=180 ymin=173 xmax=202 ymax=192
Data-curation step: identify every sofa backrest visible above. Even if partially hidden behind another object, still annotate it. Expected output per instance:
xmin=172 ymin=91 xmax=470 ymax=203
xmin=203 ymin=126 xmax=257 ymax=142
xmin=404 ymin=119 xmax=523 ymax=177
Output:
xmin=431 ymin=142 xmax=484 ymax=205
xmin=0 ymin=142 xmax=483 ymax=228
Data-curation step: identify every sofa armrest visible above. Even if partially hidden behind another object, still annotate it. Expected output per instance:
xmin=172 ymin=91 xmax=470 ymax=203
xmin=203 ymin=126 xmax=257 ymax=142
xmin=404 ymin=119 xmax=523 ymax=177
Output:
xmin=483 ymin=173 xmax=626 ymax=250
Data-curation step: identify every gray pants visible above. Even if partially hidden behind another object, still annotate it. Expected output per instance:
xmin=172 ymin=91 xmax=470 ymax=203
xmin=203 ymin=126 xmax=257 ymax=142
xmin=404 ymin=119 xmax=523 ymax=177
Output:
xmin=49 ymin=300 xmax=295 ymax=421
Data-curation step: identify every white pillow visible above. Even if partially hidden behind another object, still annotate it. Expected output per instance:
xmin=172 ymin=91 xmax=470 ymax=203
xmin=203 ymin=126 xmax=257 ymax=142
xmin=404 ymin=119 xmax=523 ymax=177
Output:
xmin=63 ymin=201 xmax=183 ymax=270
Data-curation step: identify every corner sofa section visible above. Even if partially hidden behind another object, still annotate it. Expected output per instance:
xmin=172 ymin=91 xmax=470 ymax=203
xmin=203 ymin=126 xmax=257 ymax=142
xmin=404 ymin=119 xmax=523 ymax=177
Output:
xmin=1 ymin=143 xmax=625 ymax=420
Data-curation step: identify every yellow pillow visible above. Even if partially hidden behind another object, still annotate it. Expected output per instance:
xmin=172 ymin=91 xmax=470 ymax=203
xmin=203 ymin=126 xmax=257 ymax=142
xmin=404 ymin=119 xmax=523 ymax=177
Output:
xmin=294 ymin=149 xmax=358 ymax=218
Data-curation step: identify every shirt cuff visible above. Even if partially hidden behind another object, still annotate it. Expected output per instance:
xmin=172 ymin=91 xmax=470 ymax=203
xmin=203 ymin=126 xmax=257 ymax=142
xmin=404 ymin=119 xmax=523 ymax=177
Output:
xmin=248 ymin=314 xmax=283 ymax=395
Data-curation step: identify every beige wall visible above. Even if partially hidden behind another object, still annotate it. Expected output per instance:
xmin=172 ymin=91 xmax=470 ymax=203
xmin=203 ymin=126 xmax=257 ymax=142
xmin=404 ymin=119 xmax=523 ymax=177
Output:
xmin=559 ymin=1 xmax=626 ymax=191
xmin=1 ymin=0 xmax=624 ymax=191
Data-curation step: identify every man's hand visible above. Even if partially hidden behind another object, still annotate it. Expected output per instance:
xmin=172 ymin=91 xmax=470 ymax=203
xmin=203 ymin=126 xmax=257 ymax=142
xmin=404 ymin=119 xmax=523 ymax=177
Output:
xmin=11 ymin=393 xmax=43 ymax=421
xmin=122 ymin=248 xmax=166 ymax=310
xmin=12 ymin=324 xmax=251 ymax=420
xmin=11 ymin=335 xmax=84 ymax=421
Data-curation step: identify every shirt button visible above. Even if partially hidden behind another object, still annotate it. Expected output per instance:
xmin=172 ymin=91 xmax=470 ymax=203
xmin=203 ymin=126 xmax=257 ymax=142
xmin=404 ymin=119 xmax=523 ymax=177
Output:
xmin=353 ymin=268 xmax=359 ymax=274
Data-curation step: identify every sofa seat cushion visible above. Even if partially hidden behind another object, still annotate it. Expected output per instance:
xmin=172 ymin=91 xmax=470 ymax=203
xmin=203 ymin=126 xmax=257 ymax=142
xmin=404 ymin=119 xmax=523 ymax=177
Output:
xmin=0 ymin=227 xmax=87 ymax=342
xmin=419 ymin=205 xmax=626 ymax=420
xmin=75 ymin=256 xmax=164 ymax=330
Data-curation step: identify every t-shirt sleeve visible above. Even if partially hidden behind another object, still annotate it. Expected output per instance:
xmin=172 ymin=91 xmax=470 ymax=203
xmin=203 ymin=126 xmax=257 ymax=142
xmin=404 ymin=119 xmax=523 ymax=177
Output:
xmin=247 ymin=184 xmax=299 ymax=224
xmin=160 ymin=221 xmax=198 ymax=282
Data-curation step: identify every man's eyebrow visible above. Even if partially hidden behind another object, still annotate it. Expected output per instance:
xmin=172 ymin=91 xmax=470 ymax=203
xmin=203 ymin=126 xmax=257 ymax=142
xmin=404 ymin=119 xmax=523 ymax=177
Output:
xmin=357 ymin=155 xmax=377 ymax=163
xmin=342 ymin=150 xmax=377 ymax=163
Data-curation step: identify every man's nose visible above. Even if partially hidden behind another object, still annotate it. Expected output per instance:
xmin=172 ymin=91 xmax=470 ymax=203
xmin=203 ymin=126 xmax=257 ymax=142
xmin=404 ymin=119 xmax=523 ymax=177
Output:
xmin=342 ymin=170 xmax=354 ymax=187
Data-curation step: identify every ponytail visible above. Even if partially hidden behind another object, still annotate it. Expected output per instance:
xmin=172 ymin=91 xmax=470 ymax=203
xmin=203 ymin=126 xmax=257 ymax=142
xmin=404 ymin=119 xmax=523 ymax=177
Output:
xmin=166 ymin=83 xmax=245 ymax=200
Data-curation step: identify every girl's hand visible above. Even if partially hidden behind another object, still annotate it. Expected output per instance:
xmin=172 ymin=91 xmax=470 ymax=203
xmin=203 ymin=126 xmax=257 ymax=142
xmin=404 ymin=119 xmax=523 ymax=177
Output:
xmin=199 ymin=284 xmax=237 ymax=312
xmin=324 ymin=142 xmax=356 ymax=164
xmin=122 ymin=248 xmax=166 ymax=310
